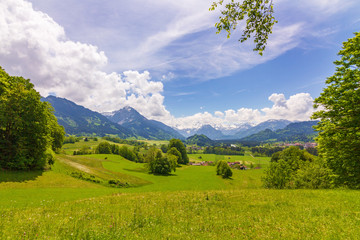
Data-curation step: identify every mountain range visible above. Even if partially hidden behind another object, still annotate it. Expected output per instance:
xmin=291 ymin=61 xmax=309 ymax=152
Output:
xmin=106 ymin=107 xmax=184 ymax=140
xmin=43 ymin=96 xmax=182 ymax=140
xmin=43 ymin=96 xmax=318 ymax=142
xmin=240 ymin=121 xmax=319 ymax=142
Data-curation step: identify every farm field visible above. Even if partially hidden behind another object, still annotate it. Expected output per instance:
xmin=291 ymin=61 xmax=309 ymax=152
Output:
xmin=1 ymin=141 xmax=360 ymax=239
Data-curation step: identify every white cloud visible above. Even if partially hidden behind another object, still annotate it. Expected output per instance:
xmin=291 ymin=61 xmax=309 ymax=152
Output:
xmin=0 ymin=0 xmax=170 ymax=119
xmin=170 ymin=93 xmax=315 ymax=129
xmin=0 ymin=0 xmax=350 ymax=131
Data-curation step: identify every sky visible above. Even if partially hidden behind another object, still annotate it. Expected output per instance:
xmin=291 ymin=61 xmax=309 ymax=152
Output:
xmin=0 ymin=0 xmax=359 ymax=130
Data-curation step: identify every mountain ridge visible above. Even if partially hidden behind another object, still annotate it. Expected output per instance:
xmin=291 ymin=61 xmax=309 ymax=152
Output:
xmin=106 ymin=107 xmax=184 ymax=140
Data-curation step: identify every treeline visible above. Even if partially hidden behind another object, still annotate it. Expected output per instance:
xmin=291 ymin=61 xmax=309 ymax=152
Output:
xmin=203 ymin=146 xmax=244 ymax=155
xmin=93 ymin=142 xmax=144 ymax=162
xmin=251 ymin=146 xmax=284 ymax=157
xmin=64 ymin=136 xmax=98 ymax=144
xmin=102 ymin=136 xmax=147 ymax=147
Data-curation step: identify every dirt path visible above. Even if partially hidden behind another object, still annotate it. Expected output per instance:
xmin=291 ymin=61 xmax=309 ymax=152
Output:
xmin=57 ymin=156 xmax=94 ymax=174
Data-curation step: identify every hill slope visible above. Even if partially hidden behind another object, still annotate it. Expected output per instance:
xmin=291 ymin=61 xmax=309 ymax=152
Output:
xmin=43 ymin=96 xmax=134 ymax=138
xmin=106 ymin=107 xmax=184 ymax=140
xmin=241 ymin=121 xmax=319 ymax=142
xmin=186 ymin=134 xmax=214 ymax=146
xmin=233 ymin=119 xmax=291 ymax=139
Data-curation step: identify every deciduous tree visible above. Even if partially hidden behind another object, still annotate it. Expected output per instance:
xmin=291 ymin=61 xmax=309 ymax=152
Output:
xmin=210 ymin=0 xmax=277 ymax=55
xmin=0 ymin=67 xmax=64 ymax=170
xmin=168 ymin=139 xmax=189 ymax=164
xmin=312 ymin=32 xmax=360 ymax=188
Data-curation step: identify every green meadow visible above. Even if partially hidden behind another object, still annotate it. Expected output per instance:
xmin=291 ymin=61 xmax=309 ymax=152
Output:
xmin=1 ymin=141 xmax=360 ymax=239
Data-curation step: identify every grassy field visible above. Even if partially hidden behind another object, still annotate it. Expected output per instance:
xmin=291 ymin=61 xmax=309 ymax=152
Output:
xmin=188 ymin=153 xmax=270 ymax=167
xmin=1 ymin=141 xmax=360 ymax=239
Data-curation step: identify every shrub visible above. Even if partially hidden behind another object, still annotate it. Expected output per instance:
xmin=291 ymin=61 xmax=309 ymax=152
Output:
xmin=216 ymin=160 xmax=232 ymax=178
xmin=263 ymin=146 xmax=334 ymax=189
xmin=95 ymin=142 xmax=111 ymax=154
xmin=146 ymin=148 xmax=176 ymax=175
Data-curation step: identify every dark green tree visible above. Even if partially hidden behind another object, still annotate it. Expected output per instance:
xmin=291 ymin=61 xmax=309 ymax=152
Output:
xmin=95 ymin=142 xmax=111 ymax=154
xmin=48 ymin=114 xmax=65 ymax=153
xmin=263 ymin=146 xmax=334 ymax=189
xmin=0 ymin=67 xmax=64 ymax=170
xmin=312 ymin=32 xmax=360 ymax=188
xmin=210 ymin=0 xmax=277 ymax=55
xmin=145 ymin=147 xmax=176 ymax=175
xmin=167 ymin=147 xmax=181 ymax=164
xmin=216 ymin=160 xmax=233 ymax=178
xmin=168 ymin=139 xmax=189 ymax=164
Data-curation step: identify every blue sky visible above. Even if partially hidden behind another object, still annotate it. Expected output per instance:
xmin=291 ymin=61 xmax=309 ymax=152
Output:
xmin=0 ymin=0 xmax=359 ymax=129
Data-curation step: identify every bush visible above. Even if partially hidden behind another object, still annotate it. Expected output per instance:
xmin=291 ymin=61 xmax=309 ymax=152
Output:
xmin=263 ymin=146 xmax=334 ymax=189
xmin=216 ymin=160 xmax=232 ymax=178
xmin=95 ymin=142 xmax=112 ymax=154
xmin=146 ymin=148 xmax=176 ymax=175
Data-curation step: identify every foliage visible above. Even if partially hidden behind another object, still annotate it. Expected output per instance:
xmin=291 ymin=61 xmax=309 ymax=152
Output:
xmin=95 ymin=142 xmax=112 ymax=154
xmin=73 ymin=145 xmax=93 ymax=155
xmin=263 ymin=146 xmax=334 ymax=189
xmin=210 ymin=0 xmax=277 ymax=55
xmin=94 ymin=141 xmax=141 ymax=162
xmin=204 ymin=145 xmax=244 ymax=155
xmin=168 ymin=139 xmax=189 ymax=164
xmin=290 ymin=158 xmax=336 ymax=189
xmin=167 ymin=147 xmax=181 ymax=164
xmin=0 ymin=67 xmax=64 ymax=170
xmin=251 ymin=146 xmax=284 ymax=157
xmin=312 ymin=32 xmax=360 ymax=188
xmin=216 ymin=160 xmax=233 ymax=178
xmin=305 ymin=147 xmax=318 ymax=156
xmin=63 ymin=136 xmax=77 ymax=144
xmin=102 ymin=136 xmax=147 ymax=147
xmin=118 ymin=145 xmax=138 ymax=162
xmin=145 ymin=147 xmax=176 ymax=175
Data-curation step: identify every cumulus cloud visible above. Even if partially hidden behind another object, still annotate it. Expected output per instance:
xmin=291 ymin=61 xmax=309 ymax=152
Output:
xmin=171 ymin=93 xmax=315 ymax=130
xmin=0 ymin=0 xmax=170 ymax=119
xmin=0 ymin=0 xmax=324 ymax=130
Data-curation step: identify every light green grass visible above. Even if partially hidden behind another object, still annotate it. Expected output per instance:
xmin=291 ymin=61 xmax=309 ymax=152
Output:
xmin=188 ymin=153 xmax=270 ymax=167
xmin=1 ymin=189 xmax=360 ymax=239
xmin=2 ymin=150 xmax=360 ymax=239
xmin=0 ymin=163 xmax=120 ymax=210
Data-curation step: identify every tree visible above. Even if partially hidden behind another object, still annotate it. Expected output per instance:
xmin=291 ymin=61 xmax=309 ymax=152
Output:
xmin=263 ymin=146 xmax=334 ymax=189
xmin=145 ymin=147 xmax=176 ymax=175
xmin=167 ymin=147 xmax=181 ymax=164
xmin=0 ymin=67 xmax=65 ymax=170
xmin=210 ymin=0 xmax=277 ymax=55
xmin=216 ymin=160 xmax=233 ymax=178
xmin=168 ymin=139 xmax=189 ymax=164
xmin=48 ymin=114 xmax=65 ymax=153
xmin=312 ymin=32 xmax=360 ymax=188
xmin=95 ymin=142 xmax=111 ymax=154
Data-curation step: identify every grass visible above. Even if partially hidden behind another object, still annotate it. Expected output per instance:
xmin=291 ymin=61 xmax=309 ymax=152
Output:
xmin=1 ymin=189 xmax=360 ymax=239
xmin=188 ymin=153 xmax=271 ymax=167
xmin=1 ymin=142 xmax=360 ymax=239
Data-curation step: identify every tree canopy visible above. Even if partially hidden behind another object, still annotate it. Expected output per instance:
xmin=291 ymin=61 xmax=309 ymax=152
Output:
xmin=312 ymin=32 xmax=360 ymax=188
xmin=0 ymin=67 xmax=65 ymax=170
xmin=216 ymin=160 xmax=233 ymax=178
xmin=145 ymin=147 xmax=176 ymax=175
xmin=263 ymin=147 xmax=334 ymax=189
xmin=168 ymin=139 xmax=189 ymax=164
xmin=210 ymin=0 xmax=277 ymax=55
